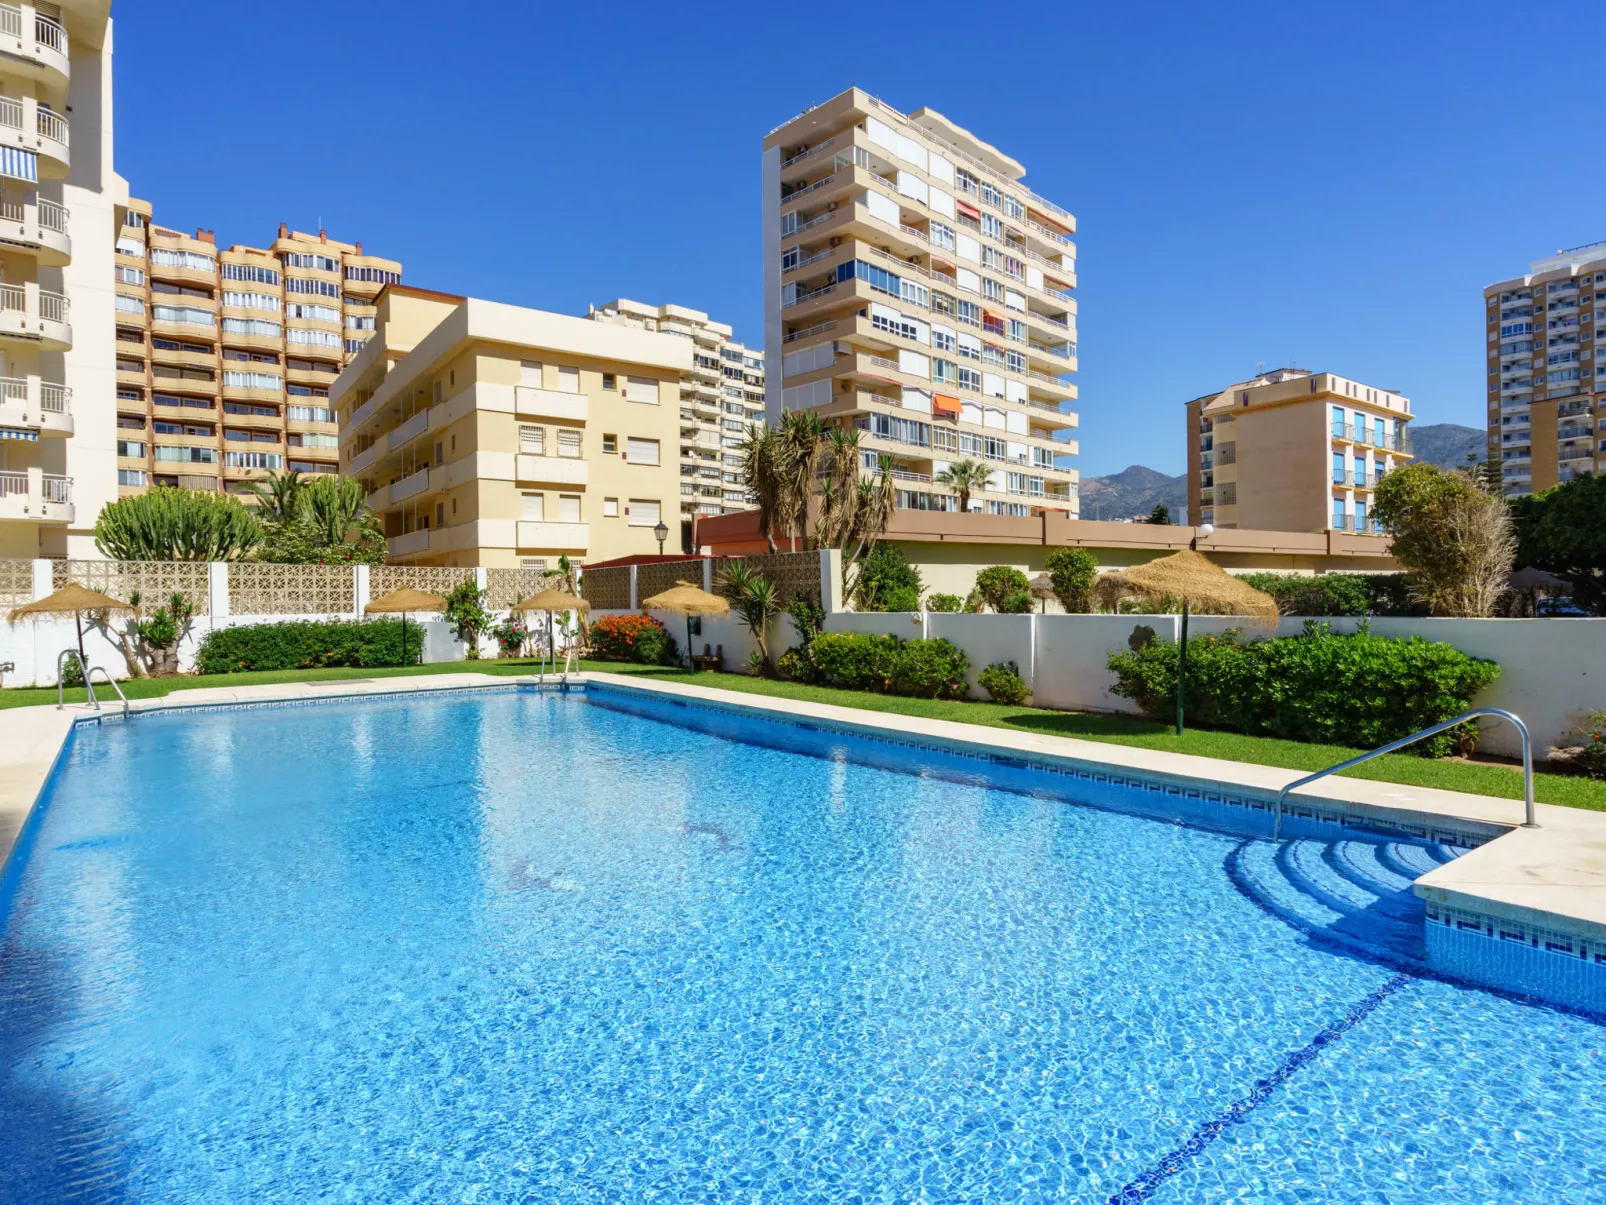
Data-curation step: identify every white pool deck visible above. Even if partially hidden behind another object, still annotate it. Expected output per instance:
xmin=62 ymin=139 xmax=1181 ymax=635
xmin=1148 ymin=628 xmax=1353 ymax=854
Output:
xmin=2 ymin=671 xmax=1603 ymax=954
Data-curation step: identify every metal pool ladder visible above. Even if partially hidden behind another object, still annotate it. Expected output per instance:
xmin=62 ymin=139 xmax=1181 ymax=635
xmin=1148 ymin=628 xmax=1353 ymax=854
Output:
xmin=1272 ymin=707 xmax=1535 ymax=840
xmin=56 ymin=649 xmax=130 ymax=719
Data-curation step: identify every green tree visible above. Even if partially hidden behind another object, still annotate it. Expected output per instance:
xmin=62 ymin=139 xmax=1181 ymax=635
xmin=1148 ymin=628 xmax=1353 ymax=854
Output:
xmin=255 ymin=473 xmax=387 ymax=565
xmin=935 ymin=457 xmax=989 ymax=513
xmin=853 ymin=543 xmax=923 ymax=611
xmin=1373 ymin=463 xmax=1514 ymax=617
xmin=443 ymin=579 xmax=491 ymax=659
xmin=974 ymin=565 xmax=1031 ymax=612
xmin=94 ymin=488 xmax=263 ymax=561
xmin=1144 ymin=503 xmax=1170 ymax=525
xmin=248 ymin=469 xmax=307 ymax=525
xmin=740 ymin=425 xmax=789 ymax=554
xmin=1512 ymin=473 xmax=1606 ymax=614
xmin=1045 ymin=547 xmax=1098 ymax=612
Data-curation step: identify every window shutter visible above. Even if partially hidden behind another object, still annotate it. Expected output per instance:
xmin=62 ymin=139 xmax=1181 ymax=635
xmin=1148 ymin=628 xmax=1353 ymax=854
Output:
xmin=519 ymin=425 xmax=543 ymax=453
xmin=519 ymin=360 xmax=542 ymax=386
xmin=625 ymin=437 xmax=659 ymax=465
xmin=558 ymin=494 xmax=581 ymax=522
xmin=557 ymin=429 xmax=582 ymax=457
xmin=627 ymin=499 xmax=661 ymax=527
xmin=623 ymin=376 xmax=660 ymax=404
xmin=557 ymin=366 xmax=580 ymax=394
xmin=520 ymin=492 xmax=544 ymax=520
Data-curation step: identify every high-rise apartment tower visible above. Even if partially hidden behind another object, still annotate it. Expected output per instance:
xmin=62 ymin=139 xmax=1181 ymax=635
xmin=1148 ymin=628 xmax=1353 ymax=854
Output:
xmin=762 ymin=89 xmax=1080 ymax=517
xmin=112 ymin=205 xmax=400 ymax=498
xmin=1484 ymin=242 xmax=1606 ymax=497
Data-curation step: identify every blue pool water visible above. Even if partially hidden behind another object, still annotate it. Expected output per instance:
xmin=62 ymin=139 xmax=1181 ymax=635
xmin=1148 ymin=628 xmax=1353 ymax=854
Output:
xmin=1 ymin=687 xmax=1602 ymax=1203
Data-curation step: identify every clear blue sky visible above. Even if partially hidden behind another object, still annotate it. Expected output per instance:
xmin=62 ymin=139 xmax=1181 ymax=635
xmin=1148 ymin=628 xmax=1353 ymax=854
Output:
xmin=114 ymin=1 xmax=1606 ymax=479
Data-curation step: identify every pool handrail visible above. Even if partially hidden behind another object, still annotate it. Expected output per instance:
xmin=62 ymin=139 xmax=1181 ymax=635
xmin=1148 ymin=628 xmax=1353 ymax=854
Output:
xmin=1271 ymin=707 xmax=1535 ymax=840
xmin=57 ymin=648 xmax=96 ymax=710
xmin=87 ymin=665 xmax=130 ymax=719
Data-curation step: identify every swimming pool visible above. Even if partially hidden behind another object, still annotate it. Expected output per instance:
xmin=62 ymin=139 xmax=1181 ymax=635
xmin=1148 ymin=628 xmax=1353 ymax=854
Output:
xmin=1 ymin=686 xmax=1602 ymax=1202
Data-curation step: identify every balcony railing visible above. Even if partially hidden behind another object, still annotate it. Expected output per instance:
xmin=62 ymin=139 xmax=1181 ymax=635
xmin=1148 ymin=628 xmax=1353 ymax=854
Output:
xmin=35 ymin=106 xmax=66 ymax=145
xmin=37 ymin=286 xmax=65 ymax=323
xmin=783 ymin=320 xmax=836 ymax=344
xmin=39 ymin=197 xmax=66 ymax=233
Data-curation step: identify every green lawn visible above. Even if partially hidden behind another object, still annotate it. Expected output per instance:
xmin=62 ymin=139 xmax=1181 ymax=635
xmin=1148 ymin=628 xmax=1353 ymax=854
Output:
xmin=6 ymin=656 xmax=1599 ymax=813
xmin=574 ymin=662 xmax=1606 ymax=813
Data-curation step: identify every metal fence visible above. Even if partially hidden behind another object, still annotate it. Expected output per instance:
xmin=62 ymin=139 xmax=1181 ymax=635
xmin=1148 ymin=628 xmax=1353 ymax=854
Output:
xmin=51 ymin=558 xmax=211 ymax=615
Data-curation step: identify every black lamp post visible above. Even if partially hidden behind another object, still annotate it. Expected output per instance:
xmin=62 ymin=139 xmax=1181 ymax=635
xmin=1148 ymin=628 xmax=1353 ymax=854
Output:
xmin=653 ymin=519 xmax=669 ymax=555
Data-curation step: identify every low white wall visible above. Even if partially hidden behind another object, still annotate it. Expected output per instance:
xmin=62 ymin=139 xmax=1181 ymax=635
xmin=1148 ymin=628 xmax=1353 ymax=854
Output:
xmin=824 ymin=611 xmax=925 ymax=641
xmin=928 ymin=613 xmax=1036 ymax=698
xmin=593 ymin=608 xmax=801 ymax=673
xmin=1032 ymin=614 xmax=1179 ymax=714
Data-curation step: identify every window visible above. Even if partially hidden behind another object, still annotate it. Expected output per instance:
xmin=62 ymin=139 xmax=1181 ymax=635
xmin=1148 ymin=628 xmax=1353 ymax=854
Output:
xmin=285 ymin=277 xmax=341 ymax=299
xmin=602 ymin=372 xmax=616 ymax=390
xmin=153 ymin=305 xmax=214 ymax=327
xmin=626 ymin=436 xmax=660 ymax=464
xmin=602 ymin=433 xmax=617 ymax=454
xmin=932 ymin=358 xmax=957 ymax=384
xmin=982 ymin=278 xmax=1003 ymax=302
xmin=116 ymin=266 xmax=145 ymax=286
xmin=603 ymin=497 xmax=619 ymax=517
xmin=223 ymin=290 xmax=280 ymax=312
xmin=284 ymin=252 xmax=339 ymax=271
xmin=835 ymin=258 xmax=902 ymax=297
xmin=626 ymin=499 xmax=660 ymax=527
xmin=623 ymin=376 xmax=661 ymax=404
xmin=1006 ymin=319 xmax=1026 ymax=343
xmin=558 ymin=494 xmax=582 ymax=523
xmin=344 ymin=339 xmax=365 ymax=355
xmin=932 ymin=327 xmax=956 ymax=353
xmin=981 ymin=213 xmax=1004 ymax=240
xmin=1003 ymin=196 xmax=1024 ymax=220
xmin=222 ymin=318 xmax=282 ymax=338
xmin=155 ymin=445 xmax=219 ymax=464
xmin=290 ymin=432 xmax=338 ymax=449
xmin=520 ymin=492 xmax=544 ymax=520
xmin=116 ymin=236 xmax=144 ymax=257
xmin=224 ymin=370 xmax=282 ymax=390
xmin=150 ymin=248 xmax=216 ymax=272
xmin=956 ymin=300 xmax=982 ymax=327
xmin=1006 ymin=350 xmax=1026 ymax=373
xmin=557 ymin=365 xmax=580 ymax=393
xmin=287 ymin=405 xmax=332 ymax=422
xmin=222 ymin=263 xmax=280 ymax=285
xmin=116 ymin=439 xmax=145 ymax=458
xmin=930 ymin=221 xmax=956 ymax=251
xmin=557 ymin=429 xmax=583 ymax=458
xmin=117 ymin=469 xmax=147 ymax=486
xmin=285 ymin=303 xmax=340 ymax=322
xmin=521 ymin=558 xmax=548 ymax=570
xmin=781 ymin=246 xmax=800 ymax=272
xmin=115 ymin=294 xmax=145 ymax=315
xmin=286 ymin=328 xmax=342 ymax=349
xmin=345 ymin=265 xmax=400 ymax=284
xmin=345 ymin=314 xmax=375 ymax=330
xmin=519 ymin=425 xmax=544 ymax=453
xmin=958 ymin=367 xmax=983 ymax=392
xmin=854 ymin=412 xmax=930 ymax=447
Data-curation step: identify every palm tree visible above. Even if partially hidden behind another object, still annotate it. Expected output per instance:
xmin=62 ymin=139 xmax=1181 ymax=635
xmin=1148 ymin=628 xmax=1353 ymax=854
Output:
xmin=719 ymin=562 xmax=781 ymax=676
xmin=816 ymin=427 xmax=863 ymax=549
xmin=842 ymin=455 xmax=898 ymax=601
xmin=778 ymin=409 xmax=825 ymax=548
xmin=739 ymin=427 xmax=788 ymax=553
xmin=936 ymin=458 xmax=990 ymax=513
xmin=303 ymin=474 xmax=380 ymax=547
xmin=249 ymin=469 xmax=306 ymax=525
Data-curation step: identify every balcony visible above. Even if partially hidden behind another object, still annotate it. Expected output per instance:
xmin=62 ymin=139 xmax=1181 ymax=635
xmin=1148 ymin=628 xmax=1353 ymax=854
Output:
xmin=0 ymin=466 xmax=71 ymax=523
xmin=386 ymin=529 xmax=431 ymax=558
xmin=513 ymin=385 xmax=587 ymax=422
xmin=0 ymin=281 xmax=68 ymax=349
xmin=0 ymin=93 xmax=67 ymax=177
xmin=348 ymin=441 xmax=379 ymax=476
xmin=0 ymin=191 xmax=68 ymax=264
xmin=515 ymin=453 xmax=589 ymax=486
xmin=386 ymin=408 xmax=430 ymax=453
xmin=0 ymin=6 xmax=68 ymax=85
xmin=516 ymin=520 xmax=588 ymax=550
xmin=0 ymin=373 xmax=67 ymax=435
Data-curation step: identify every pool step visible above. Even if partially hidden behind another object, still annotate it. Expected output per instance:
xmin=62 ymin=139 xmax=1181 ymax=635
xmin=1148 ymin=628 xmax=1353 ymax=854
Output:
xmin=1228 ymin=834 xmax=1463 ymax=969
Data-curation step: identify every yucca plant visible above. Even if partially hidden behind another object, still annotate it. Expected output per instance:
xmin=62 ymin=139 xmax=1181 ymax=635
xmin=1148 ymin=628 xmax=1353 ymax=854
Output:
xmin=720 ymin=562 xmax=782 ymax=676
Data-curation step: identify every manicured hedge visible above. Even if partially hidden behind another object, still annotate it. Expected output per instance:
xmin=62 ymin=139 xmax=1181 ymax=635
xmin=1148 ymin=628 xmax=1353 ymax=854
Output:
xmin=794 ymin=632 xmax=970 ymax=699
xmin=1236 ymin=572 xmax=1426 ymax=617
xmin=196 ymin=618 xmax=424 ymax=674
xmin=1107 ymin=622 xmax=1499 ymax=755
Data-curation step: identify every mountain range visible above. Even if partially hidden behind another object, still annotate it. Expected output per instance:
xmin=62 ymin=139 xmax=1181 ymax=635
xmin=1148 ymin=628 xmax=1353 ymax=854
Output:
xmin=1078 ymin=423 xmax=1485 ymax=523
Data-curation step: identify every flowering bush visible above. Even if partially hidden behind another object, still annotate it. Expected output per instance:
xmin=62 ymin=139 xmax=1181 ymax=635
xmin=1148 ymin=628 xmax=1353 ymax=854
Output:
xmin=1576 ymin=712 xmax=1606 ymax=781
xmin=589 ymin=613 xmax=677 ymax=665
xmin=494 ymin=616 xmax=529 ymax=657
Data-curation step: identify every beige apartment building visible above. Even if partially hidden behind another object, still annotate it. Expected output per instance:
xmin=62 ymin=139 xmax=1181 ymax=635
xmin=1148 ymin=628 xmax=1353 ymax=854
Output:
xmin=762 ymin=88 xmax=1080 ymax=518
xmin=112 ymin=205 xmax=400 ymax=497
xmin=586 ymin=298 xmax=764 ymax=531
xmin=335 ymin=285 xmax=688 ymax=568
xmin=1186 ymin=368 xmax=1413 ymax=535
xmin=1484 ymin=242 xmax=1606 ymax=497
xmin=0 ymin=2 xmax=128 ymax=558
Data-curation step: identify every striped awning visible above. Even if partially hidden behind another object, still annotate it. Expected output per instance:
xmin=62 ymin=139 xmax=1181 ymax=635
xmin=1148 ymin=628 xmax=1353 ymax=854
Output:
xmin=0 ymin=146 xmax=37 ymax=183
xmin=0 ymin=426 xmax=39 ymax=441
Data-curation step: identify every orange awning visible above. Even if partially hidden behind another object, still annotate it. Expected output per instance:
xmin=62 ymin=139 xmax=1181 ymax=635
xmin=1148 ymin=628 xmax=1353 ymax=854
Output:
xmin=932 ymin=393 xmax=961 ymax=420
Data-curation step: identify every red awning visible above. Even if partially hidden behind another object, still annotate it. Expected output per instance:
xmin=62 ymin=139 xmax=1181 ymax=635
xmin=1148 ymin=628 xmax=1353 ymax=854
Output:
xmin=956 ymin=200 xmax=981 ymax=219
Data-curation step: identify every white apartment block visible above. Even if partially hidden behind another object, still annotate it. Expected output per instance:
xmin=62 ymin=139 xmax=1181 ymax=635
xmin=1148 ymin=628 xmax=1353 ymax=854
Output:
xmin=762 ymin=88 xmax=1079 ymax=517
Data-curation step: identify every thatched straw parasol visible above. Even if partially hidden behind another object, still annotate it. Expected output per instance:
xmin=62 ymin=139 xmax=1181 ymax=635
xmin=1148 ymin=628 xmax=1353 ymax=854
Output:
xmin=641 ymin=580 xmax=729 ymax=668
xmin=1093 ymin=551 xmax=1277 ymax=735
xmin=511 ymin=587 xmax=589 ymax=661
xmin=364 ymin=587 xmax=446 ymax=667
xmin=10 ymin=583 xmax=135 ymax=671
xmin=1029 ymin=573 xmax=1055 ymax=614
xmin=1094 ymin=550 xmax=1279 ymax=621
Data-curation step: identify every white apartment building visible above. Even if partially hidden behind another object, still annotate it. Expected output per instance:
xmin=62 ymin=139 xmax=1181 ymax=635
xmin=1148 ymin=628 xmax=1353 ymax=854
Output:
xmin=762 ymin=88 xmax=1080 ymax=517
xmin=587 ymin=298 xmax=765 ymax=533
xmin=0 ymin=2 xmax=128 ymax=558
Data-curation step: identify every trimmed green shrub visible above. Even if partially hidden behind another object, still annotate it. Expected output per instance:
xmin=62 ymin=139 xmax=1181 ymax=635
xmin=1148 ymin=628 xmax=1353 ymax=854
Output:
xmin=630 ymin=624 xmax=678 ymax=666
xmin=999 ymin=589 xmax=1035 ymax=614
xmin=974 ymin=565 xmax=1030 ymax=611
xmin=1107 ymin=622 xmax=1500 ymax=755
xmin=776 ymin=645 xmax=819 ymax=684
xmin=890 ymin=638 xmax=969 ymax=699
xmin=1236 ymin=572 xmax=1426 ymax=617
xmin=1046 ymin=548 xmax=1097 ymax=613
xmin=925 ymin=592 xmax=963 ymax=613
xmin=809 ymin=632 xmax=901 ymax=691
xmin=978 ymin=661 xmax=1030 ymax=705
xmin=196 ymin=619 xmax=424 ymax=674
